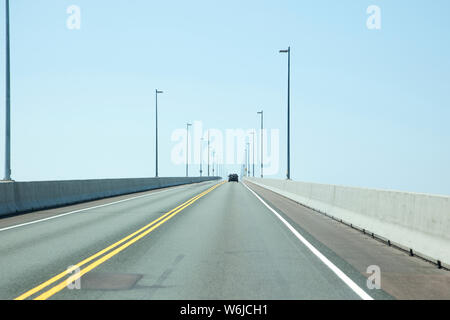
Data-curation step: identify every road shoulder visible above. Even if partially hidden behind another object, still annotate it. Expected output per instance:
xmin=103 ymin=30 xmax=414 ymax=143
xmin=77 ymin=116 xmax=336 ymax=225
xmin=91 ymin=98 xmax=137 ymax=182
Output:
xmin=245 ymin=181 xmax=450 ymax=300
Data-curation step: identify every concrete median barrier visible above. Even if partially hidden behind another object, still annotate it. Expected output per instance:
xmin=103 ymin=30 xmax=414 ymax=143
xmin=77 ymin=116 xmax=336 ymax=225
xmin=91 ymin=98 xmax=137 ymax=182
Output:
xmin=245 ymin=177 xmax=450 ymax=267
xmin=0 ymin=177 xmax=220 ymax=217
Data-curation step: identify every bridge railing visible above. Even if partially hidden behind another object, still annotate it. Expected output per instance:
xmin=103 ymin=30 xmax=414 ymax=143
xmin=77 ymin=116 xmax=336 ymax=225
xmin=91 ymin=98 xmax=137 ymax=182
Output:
xmin=0 ymin=177 xmax=220 ymax=217
xmin=245 ymin=177 xmax=450 ymax=268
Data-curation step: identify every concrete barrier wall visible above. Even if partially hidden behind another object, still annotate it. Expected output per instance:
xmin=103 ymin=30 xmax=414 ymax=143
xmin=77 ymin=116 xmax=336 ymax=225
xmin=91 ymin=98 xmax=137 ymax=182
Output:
xmin=0 ymin=177 xmax=220 ymax=217
xmin=245 ymin=178 xmax=450 ymax=267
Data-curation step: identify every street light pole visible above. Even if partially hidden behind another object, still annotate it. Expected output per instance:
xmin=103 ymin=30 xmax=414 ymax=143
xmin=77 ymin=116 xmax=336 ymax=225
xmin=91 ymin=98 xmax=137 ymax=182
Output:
xmin=155 ymin=90 xmax=163 ymax=177
xmin=212 ymin=151 xmax=215 ymax=176
xmin=246 ymin=142 xmax=250 ymax=177
xmin=200 ymin=137 xmax=203 ymax=177
xmin=4 ymin=0 xmax=11 ymax=181
xmin=186 ymin=123 xmax=192 ymax=177
xmin=251 ymin=131 xmax=255 ymax=177
xmin=244 ymin=147 xmax=247 ymax=177
xmin=207 ymin=130 xmax=210 ymax=176
xmin=257 ymin=111 xmax=264 ymax=178
xmin=280 ymin=47 xmax=291 ymax=180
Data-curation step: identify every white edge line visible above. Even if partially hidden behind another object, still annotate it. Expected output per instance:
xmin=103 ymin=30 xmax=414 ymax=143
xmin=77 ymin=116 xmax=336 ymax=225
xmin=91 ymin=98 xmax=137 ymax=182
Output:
xmin=0 ymin=182 xmax=211 ymax=233
xmin=242 ymin=182 xmax=374 ymax=301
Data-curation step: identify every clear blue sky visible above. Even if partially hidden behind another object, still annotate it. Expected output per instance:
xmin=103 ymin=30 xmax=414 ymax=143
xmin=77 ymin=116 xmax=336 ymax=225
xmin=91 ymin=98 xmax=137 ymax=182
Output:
xmin=0 ymin=0 xmax=449 ymax=195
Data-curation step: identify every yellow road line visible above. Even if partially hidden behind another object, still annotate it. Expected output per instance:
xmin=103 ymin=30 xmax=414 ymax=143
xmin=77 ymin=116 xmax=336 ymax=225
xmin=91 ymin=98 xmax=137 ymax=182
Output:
xmin=15 ymin=188 xmax=208 ymax=300
xmin=15 ymin=181 xmax=225 ymax=300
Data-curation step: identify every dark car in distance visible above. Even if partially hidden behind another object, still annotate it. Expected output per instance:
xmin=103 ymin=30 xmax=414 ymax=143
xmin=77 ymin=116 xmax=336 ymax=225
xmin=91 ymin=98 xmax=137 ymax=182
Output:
xmin=228 ymin=174 xmax=239 ymax=182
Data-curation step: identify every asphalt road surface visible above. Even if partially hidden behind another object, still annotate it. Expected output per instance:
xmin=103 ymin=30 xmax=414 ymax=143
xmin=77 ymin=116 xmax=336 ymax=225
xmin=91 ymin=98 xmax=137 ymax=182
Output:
xmin=0 ymin=180 xmax=448 ymax=300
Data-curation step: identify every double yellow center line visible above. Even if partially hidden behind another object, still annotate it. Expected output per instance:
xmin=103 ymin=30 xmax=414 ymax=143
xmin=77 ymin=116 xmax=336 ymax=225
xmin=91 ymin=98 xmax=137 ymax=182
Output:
xmin=15 ymin=181 xmax=226 ymax=300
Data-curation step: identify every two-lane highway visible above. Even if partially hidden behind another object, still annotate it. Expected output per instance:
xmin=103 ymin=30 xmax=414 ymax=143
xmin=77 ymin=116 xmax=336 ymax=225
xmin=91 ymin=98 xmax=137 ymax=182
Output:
xmin=0 ymin=180 xmax=384 ymax=300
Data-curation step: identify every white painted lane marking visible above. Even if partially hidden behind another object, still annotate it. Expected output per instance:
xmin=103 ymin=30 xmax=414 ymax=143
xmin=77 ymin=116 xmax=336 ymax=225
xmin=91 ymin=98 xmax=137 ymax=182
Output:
xmin=0 ymin=182 xmax=213 ymax=233
xmin=242 ymin=182 xmax=374 ymax=301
